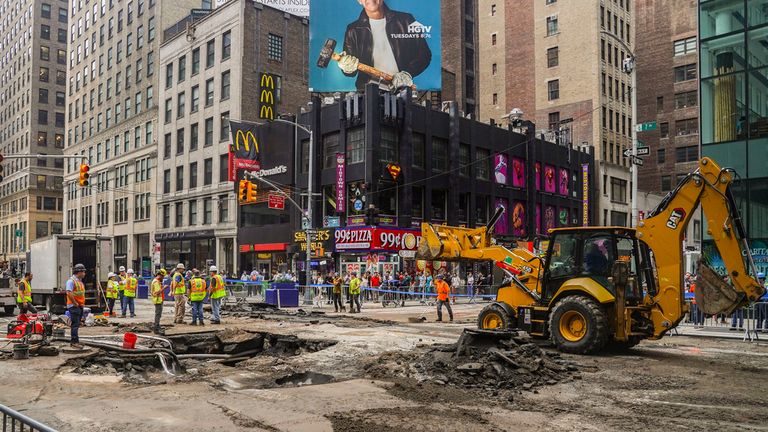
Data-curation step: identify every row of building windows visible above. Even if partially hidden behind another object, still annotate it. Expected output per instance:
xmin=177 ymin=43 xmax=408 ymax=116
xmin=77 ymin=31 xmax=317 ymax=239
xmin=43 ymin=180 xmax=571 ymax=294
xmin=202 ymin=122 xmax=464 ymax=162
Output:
xmin=66 ymin=191 xmax=151 ymax=231
xmin=66 ymin=121 xmax=154 ymax=176
xmin=164 ymin=71 xmax=230 ymax=123
xmin=162 ymin=154 xmax=229 ymax=193
xmin=165 ymin=31 xmax=231 ymax=89
xmin=163 ymin=113 xmax=228 ymax=157
xmin=160 ymin=196 xmax=230 ymax=229
xmin=68 ymin=86 xmax=153 ymax=147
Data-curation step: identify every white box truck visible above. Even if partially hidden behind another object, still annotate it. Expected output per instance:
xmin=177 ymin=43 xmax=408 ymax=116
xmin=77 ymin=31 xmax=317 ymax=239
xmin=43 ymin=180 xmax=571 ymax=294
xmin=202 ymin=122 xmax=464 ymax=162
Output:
xmin=28 ymin=235 xmax=112 ymax=313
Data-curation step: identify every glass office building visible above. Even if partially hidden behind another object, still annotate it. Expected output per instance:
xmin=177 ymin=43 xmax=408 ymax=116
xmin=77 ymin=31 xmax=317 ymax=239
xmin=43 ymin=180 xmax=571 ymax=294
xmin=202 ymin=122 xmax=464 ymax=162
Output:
xmin=699 ymin=0 xmax=768 ymax=272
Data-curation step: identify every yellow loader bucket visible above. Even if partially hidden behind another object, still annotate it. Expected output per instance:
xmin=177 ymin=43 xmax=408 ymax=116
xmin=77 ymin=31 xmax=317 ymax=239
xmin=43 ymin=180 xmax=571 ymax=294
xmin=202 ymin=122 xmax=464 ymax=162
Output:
xmin=695 ymin=264 xmax=743 ymax=316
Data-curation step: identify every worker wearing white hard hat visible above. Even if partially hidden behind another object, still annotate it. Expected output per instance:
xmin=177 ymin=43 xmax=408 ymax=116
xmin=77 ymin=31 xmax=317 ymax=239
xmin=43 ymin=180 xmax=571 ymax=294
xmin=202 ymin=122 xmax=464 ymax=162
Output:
xmin=122 ymin=268 xmax=138 ymax=318
xmin=117 ymin=266 xmax=128 ymax=313
xmin=208 ymin=265 xmax=225 ymax=324
xmin=172 ymin=263 xmax=188 ymax=324
xmin=105 ymin=272 xmax=119 ymax=316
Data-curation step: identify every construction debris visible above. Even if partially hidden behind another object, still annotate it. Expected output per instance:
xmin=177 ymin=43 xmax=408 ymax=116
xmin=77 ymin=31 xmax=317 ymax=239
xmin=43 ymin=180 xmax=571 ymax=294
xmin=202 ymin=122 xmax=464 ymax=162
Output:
xmin=365 ymin=328 xmax=582 ymax=393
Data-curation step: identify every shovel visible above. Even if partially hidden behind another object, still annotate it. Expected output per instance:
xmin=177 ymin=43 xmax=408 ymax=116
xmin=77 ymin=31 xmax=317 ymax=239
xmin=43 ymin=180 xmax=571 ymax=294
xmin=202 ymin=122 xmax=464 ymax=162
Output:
xmin=695 ymin=263 xmax=744 ymax=316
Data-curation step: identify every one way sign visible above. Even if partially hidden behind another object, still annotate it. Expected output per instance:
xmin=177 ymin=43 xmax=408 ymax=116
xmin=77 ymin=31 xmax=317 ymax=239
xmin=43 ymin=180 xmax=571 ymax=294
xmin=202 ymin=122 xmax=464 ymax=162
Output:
xmin=623 ymin=147 xmax=650 ymax=157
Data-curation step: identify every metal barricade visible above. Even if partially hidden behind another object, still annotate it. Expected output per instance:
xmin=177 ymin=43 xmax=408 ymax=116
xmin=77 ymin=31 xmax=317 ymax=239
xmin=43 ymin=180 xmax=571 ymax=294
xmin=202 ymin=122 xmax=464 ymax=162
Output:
xmin=1 ymin=404 xmax=57 ymax=432
xmin=299 ymin=284 xmax=333 ymax=308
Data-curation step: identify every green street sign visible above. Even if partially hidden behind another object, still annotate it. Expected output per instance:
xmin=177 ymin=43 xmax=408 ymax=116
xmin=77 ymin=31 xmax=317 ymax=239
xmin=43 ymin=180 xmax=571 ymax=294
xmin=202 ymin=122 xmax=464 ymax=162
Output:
xmin=635 ymin=121 xmax=657 ymax=132
xmin=14 ymin=230 xmax=22 ymax=237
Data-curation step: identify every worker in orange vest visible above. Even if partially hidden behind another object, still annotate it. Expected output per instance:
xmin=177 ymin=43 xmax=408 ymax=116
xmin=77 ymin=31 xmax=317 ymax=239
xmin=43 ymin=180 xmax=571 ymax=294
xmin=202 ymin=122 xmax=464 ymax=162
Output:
xmin=435 ymin=274 xmax=453 ymax=322
xmin=66 ymin=264 xmax=87 ymax=348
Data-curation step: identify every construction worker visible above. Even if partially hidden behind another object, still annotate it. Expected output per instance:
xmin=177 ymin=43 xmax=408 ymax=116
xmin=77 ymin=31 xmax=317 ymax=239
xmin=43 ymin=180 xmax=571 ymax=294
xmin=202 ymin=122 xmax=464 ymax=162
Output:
xmin=16 ymin=272 xmax=37 ymax=314
xmin=348 ymin=272 xmax=361 ymax=313
xmin=189 ymin=269 xmax=206 ymax=326
xmin=332 ymin=272 xmax=345 ymax=313
xmin=151 ymin=269 xmax=167 ymax=334
xmin=171 ymin=263 xmax=187 ymax=324
xmin=105 ymin=272 xmax=119 ymax=316
xmin=117 ymin=265 xmax=127 ymax=312
xmin=122 ymin=268 xmax=137 ymax=318
xmin=435 ymin=274 xmax=453 ymax=322
xmin=208 ymin=265 xmax=225 ymax=324
xmin=66 ymin=264 xmax=87 ymax=348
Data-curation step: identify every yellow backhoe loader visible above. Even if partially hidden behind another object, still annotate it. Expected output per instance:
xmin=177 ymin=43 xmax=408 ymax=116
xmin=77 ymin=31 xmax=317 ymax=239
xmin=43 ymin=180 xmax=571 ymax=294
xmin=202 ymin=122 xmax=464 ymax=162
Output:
xmin=417 ymin=158 xmax=765 ymax=354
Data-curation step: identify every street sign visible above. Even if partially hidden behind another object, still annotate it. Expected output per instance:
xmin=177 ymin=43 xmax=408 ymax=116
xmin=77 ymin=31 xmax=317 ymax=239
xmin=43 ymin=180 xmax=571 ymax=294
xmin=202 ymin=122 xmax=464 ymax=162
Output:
xmin=630 ymin=156 xmax=644 ymax=166
xmin=635 ymin=121 xmax=657 ymax=132
xmin=323 ymin=216 xmax=341 ymax=228
xmin=268 ymin=193 xmax=285 ymax=210
xmin=623 ymin=149 xmax=633 ymax=158
xmin=636 ymin=146 xmax=650 ymax=156
xmin=14 ymin=230 xmax=22 ymax=237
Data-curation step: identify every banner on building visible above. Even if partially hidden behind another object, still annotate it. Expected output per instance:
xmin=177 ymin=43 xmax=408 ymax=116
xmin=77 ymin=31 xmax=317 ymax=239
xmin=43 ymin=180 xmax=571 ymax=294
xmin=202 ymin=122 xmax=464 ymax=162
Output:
xmin=493 ymin=198 xmax=509 ymax=235
xmin=511 ymin=157 xmax=525 ymax=188
xmin=228 ymin=120 xmax=293 ymax=184
xmin=255 ymin=0 xmax=309 ymax=17
xmin=544 ymin=165 xmax=556 ymax=193
xmin=512 ymin=201 xmax=526 ymax=238
xmin=582 ymin=163 xmax=589 ymax=226
xmin=558 ymin=168 xmax=569 ymax=196
xmin=336 ymin=153 xmax=346 ymax=213
xmin=309 ymin=0 xmax=442 ymax=92
xmin=334 ymin=227 xmax=421 ymax=252
xmin=494 ymin=153 xmax=508 ymax=185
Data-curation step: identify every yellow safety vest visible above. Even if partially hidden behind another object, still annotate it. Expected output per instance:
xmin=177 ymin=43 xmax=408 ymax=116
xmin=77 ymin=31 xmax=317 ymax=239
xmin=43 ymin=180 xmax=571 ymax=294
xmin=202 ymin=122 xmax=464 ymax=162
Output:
xmin=106 ymin=280 xmax=119 ymax=299
xmin=117 ymin=275 xmax=126 ymax=292
xmin=210 ymin=274 xmax=226 ymax=299
xmin=17 ymin=279 xmax=32 ymax=303
xmin=189 ymin=277 xmax=206 ymax=302
xmin=151 ymin=278 xmax=164 ymax=305
xmin=349 ymin=278 xmax=361 ymax=295
xmin=124 ymin=277 xmax=138 ymax=298
xmin=173 ymin=273 xmax=187 ymax=295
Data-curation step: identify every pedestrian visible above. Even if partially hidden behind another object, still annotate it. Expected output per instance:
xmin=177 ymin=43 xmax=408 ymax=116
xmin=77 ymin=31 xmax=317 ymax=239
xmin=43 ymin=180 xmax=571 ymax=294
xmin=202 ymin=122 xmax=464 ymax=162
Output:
xmin=189 ymin=269 xmax=207 ymax=326
xmin=467 ymin=272 xmax=475 ymax=299
xmin=348 ymin=272 xmax=361 ymax=313
xmin=66 ymin=264 xmax=87 ymax=348
xmin=151 ymin=269 xmax=167 ymax=334
xmin=435 ymin=274 xmax=453 ymax=322
xmin=105 ymin=272 xmax=118 ymax=316
xmin=117 ymin=265 xmax=127 ymax=314
xmin=171 ymin=263 xmax=187 ymax=324
xmin=122 ymin=268 xmax=138 ymax=318
xmin=332 ymin=272 xmax=345 ymax=312
xmin=208 ymin=265 xmax=226 ymax=324
xmin=16 ymin=272 xmax=37 ymax=314
xmin=425 ymin=271 xmax=433 ymax=293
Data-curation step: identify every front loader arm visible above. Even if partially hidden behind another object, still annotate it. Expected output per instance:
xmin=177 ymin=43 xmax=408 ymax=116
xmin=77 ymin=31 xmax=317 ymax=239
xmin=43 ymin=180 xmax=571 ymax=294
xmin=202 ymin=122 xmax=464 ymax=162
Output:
xmin=637 ymin=157 xmax=764 ymax=338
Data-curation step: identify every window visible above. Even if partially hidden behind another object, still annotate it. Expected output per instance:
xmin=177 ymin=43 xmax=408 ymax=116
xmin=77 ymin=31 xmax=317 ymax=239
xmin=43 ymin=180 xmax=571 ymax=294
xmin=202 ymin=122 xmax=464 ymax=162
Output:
xmin=492 ymin=63 xmax=497 ymax=75
xmin=38 ymin=132 xmax=48 ymax=146
xmin=191 ymin=48 xmax=200 ymax=75
xmin=657 ymin=148 xmax=665 ymax=164
xmin=661 ymin=175 xmax=671 ymax=192
xmin=206 ymin=39 xmax=215 ymax=68
xmin=267 ymin=33 xmax=283 ymax=61
xmin=39 ymin=89 xmax=49 ymax=104
xmin=674 ymin=91 xmax=697 ymax=109
xmin=177 ymin=128 xmax=185 ymax=154
xmin=178 ymin=55 xmax=186 ymax=82
xmin=346 ymin=127 xmax=365 ymax=164
xmin=546 ymin=0 xmax=556 ymax=3
xmin=189 ymin=162 xmax=198 ymax=188
xmin=547 ymin=80 xmax=559 ymax=100
xmin=221 ymin=71 xmax=230 ymax=100
xmin=176 ymin=166 xmax=184 ymax=191
xmin=432 ymin=138 xmax=448 ymax=172
xmin=42 ymin=3 xmax=52 ymax=18
xmin=674 ymin=64 xmax=696 ymax=82
xmin=491 ymin=4 xmax=496 ymax=16
xmin=380 ymin=127 xmax=399 ymax=163
xmin=220 ymin=112 xmax=230 ymax=141
xmin=546 ymin=16 xmax=558 ymax=36
xmin=163 ymin=169 xmax=171 ymax=193
xmin=164 ymin=98 xmax=171 ymax=123
xmin=675 ymin=118 xmax=698 ymax=136
xmin=41 ymin=24 xmax=51 ymax=40
xmin=39 ymin=67 xmax=50 ymax=82
xmin=188 ymin=200 xmax=198 ymax=225
xmin=660 ymin=122 xmax=669 ymax=138
xmin=40 ymin=46 xmax=50 ymax=61
xmin=38 ymin=110 xmax=49 ymax=125
xmin=675 ymin=145 xmax=698 ymax=163
xmin=204 ymin=158 xmax=213 ymax=185
xmin=147 ymin=51 xmax=154 ymax=76
xmin=205 ymin=117 xmax=213 ymax=146
xmin=165 ymin=63 xmax=172 ymax=88
xmin=548 ymin=111 xmax=560 ymax=130
xmin=491 ymin=33 xmax=497 ymax=45
xmin=656 ymin=96 xmax=664 ymax=113
xmin=175 ymin=203 xmax=183 ymax=227
xmin=191 ymin=85 xmax=200 ymax=112
xmin=459 ymin=144 xmax=470 ymax=177
xmin=164 ymin=133 xmax=171 ymax=159
xmin=218 ymin=195 xmax=229 ymax=222
xmin=492 ymin=93 xmax=498 ymax=105
xmin=476 ymin=149 xmax=490 ymax=180
xmin=177 ymin=92 xmax=185 ymax=118
xmin=220 ymin=154 xmax=229 ymax=183
xmin=190 ymin=123 xmax=199 ymax=151
xmin=205 ymin=78 xmax=214 ymax=106
xmin=222 ymin=31 xmax=231 ymax=60
xmin=412 ymin=134 xmax=425 ymax=169
xmin=148 ymin=17 xmax=155 ymax=41
xmin=610 ymin=177 xmax=627 ymax=203
xmin=547 ymin=46 xmax=559 ymax=67
xmin=673 ymin=36 xmax=696 ymax=56
xmin=203 ymin=199 xmax=213 ymax=225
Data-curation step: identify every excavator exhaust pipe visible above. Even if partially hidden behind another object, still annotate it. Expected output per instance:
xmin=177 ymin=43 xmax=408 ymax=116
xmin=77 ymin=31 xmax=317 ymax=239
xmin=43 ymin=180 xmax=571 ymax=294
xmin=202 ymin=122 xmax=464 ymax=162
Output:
xmin=695 ymin=263 xmax=744 ymax=316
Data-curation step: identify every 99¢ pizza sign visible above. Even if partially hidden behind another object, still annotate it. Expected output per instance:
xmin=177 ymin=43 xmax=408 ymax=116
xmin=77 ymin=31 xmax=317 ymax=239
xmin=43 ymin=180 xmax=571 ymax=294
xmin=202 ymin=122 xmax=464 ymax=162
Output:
xmin=334 ymin=227 xmax=421 ymax=252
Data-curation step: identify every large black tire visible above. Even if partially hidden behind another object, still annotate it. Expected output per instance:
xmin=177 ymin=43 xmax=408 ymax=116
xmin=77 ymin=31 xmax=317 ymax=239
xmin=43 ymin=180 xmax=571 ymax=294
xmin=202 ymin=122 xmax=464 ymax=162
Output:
xmin=549 ymin=295 xmax=609 ymax=354
xmin=607 ymin=336 xmax=642 ymax=352
xmin=4 ymin=305 xmax=15 ymax=315
xmin=477 ymin=304 xmax=512 ymax=330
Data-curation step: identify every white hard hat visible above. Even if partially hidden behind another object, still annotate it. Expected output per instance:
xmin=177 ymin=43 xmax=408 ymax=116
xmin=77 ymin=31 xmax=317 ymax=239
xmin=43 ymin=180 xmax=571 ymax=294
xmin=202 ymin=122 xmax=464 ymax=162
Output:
xmin=108 ymin=272 xmax=116 ymax=278
xmin=176 ymin=263 xmax=186 ymax=269
xmin=119 ymin=266 xmax=126 ymax=272
xmin=127 ymin=268 xmax=134 ymax=274
xmin=210 ymin=265 xmax=218 ymax=272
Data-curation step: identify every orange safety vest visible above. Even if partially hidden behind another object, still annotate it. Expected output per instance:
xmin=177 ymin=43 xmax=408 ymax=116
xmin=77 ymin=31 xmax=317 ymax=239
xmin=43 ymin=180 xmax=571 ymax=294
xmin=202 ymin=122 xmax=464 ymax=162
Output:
xmin=189 ymin=277 xmax=206 ymax=301
xmin=435 ymin=280 xmax=450 ymax=301
xmin=690 ymin=283 xmax=696 ymax=305
xmin=67 ymin=276 xmax=86 ymax=307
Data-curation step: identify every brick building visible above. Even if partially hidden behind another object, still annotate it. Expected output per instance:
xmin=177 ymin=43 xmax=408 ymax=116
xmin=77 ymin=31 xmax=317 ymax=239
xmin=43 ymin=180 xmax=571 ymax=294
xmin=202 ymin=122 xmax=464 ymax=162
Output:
xmin=441 ymin=0 xmax=479 ymax=117
xmin=636 ymin=0 xmax=699 ymax=194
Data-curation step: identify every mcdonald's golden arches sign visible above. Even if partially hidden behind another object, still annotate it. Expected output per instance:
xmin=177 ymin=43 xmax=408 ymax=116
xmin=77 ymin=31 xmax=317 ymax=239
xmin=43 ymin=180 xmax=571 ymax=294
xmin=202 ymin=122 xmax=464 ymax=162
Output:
xmin=259 ymin=73 xmax=277 ymax=121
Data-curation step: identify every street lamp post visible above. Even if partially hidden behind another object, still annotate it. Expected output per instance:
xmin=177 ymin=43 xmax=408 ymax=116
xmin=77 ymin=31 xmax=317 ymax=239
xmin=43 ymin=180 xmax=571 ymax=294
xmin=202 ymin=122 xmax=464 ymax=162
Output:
xmin=601 ymin=30 xmax=637 ymax=228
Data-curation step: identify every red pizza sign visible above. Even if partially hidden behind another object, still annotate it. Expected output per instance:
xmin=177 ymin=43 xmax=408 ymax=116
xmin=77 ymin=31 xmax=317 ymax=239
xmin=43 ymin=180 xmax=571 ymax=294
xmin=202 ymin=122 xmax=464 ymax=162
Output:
xmin=334 ymin=227 xmax=421 ymax=252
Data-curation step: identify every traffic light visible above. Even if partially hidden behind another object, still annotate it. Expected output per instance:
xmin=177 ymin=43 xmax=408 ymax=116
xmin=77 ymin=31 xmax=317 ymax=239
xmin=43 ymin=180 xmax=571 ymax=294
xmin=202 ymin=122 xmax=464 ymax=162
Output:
xmin=246 ymin=181 xmax=257 ymax=203
xmin=78 ymin=163 xmax=90 ymax=187
xmin=238 ymin=180 xmax=249 ymax=204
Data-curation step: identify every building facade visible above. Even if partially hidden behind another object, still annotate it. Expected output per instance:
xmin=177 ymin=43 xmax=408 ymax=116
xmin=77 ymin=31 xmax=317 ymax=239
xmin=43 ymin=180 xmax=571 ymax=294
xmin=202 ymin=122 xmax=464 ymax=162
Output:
xmin=441 ymin=0 xmax=479 ymax=117
xmin=156 ymin=0 xmax=309 ymax=276
xmin=477 ymin=0 xmax=634 ymax=227
xmin=63 ymin=0 xmax=200 ymax=275
xmin=291 ymin=85 xmax=595 ymax=279
xmin=0 ymin=0 xmax=69 ymax=270
xmin=698 ymin=0 xmax=768 ymax=273
xmin=636 ymin=0 xmax=699 ymax=194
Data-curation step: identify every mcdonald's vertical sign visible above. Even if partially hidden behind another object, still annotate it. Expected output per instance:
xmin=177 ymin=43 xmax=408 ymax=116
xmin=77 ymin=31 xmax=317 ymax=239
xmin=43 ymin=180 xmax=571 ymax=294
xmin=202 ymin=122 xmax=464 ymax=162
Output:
xmin=259 ymin=73 xmax=277 ymax=121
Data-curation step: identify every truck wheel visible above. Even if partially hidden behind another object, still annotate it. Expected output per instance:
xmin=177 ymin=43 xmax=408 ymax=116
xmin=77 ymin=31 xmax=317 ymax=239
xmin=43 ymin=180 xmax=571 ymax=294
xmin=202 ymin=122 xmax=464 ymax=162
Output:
xmin=4 ymin=305 xmax=15 ymax=315
xmin=607 ymin=336 xmax=642 ymax=351
xmin=477 ymin=304 xmax=511 ymax=330
xmin=549 ymin=295 xmax=608 ymax=354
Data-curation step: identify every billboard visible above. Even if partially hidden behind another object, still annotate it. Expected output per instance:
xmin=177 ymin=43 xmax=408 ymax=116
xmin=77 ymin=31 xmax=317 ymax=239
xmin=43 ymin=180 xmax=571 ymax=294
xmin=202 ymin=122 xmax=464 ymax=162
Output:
xmin=334 ymin=227 xmax=421 ymax=252
xmin=255 ymin=0 xmax=310 ymax=17
xmin=228 ymin=120 xmax=293 ymax=185
xmin=494 ymin=153 xmax=508 ymax=185
xmin=309 ymin=0 xmax=442 ymax=92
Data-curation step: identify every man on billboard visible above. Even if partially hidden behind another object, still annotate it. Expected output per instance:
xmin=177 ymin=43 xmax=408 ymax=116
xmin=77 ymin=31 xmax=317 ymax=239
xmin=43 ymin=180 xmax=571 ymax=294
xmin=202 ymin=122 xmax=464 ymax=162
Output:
xmin=337 ymin=0 xmax=432 ymax=90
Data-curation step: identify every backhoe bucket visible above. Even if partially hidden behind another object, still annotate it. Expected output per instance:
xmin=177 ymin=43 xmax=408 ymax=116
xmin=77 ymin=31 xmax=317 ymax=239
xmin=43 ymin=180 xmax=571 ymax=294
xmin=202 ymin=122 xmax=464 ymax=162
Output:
xmin=695 ymin=264 xmax=743 ymax=316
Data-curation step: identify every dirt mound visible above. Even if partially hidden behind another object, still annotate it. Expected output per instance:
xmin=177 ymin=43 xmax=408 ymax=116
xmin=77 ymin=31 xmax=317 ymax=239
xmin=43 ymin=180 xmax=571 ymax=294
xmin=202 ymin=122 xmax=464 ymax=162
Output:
xmin=365 ymin=329 xmax=582 ymax=394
